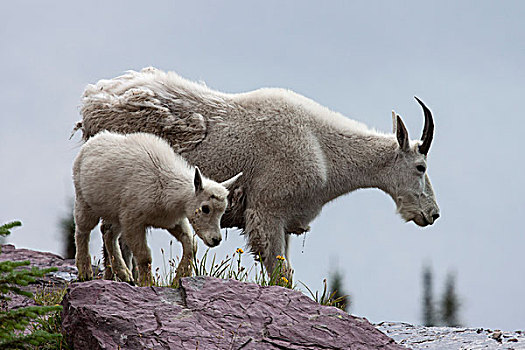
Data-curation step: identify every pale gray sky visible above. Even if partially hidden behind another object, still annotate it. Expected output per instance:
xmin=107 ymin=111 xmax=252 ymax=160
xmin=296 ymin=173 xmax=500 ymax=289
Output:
xmin=1 ymin=1 xmax=523 ymax=330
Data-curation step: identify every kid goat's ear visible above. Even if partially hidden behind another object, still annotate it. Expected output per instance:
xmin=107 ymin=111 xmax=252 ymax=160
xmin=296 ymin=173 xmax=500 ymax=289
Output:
xmin=220 ymin=172 xmax=243 ymax=189
xmin=194 ymin=167 xmax=203 ymax=194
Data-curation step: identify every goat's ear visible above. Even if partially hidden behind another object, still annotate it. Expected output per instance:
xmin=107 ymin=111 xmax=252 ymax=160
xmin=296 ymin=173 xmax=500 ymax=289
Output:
xmin=395 ymin=115 xmax=410 ymax=151
xmin=194 ymin=167 xmax=203 ymax=194
xmin=221 ymin=172 xmax=243 ymax=189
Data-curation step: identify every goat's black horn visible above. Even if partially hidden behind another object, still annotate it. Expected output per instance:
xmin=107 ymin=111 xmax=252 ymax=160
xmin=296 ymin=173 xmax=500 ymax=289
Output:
xmin=415 ymin=96 xmax=434 ymax=155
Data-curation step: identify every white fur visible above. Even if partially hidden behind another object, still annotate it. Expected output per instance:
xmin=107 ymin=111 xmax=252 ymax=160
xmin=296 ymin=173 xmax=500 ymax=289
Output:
xmin=78 ymin=67 xmax=440 ymax=279
xmin=73 ymin=131 xmax=240 ymax=284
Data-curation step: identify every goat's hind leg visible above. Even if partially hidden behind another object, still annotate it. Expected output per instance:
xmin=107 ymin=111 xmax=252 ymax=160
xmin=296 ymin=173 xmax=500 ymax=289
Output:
xmin=101 ymin=222 xmax=114 ymax=280
xmin=102 ymin=221 xmax=138 ymax=281
xmin=121 ymin=223 xmax=152 ymax=286
xmin=167 ymin=218 xmax=197 ymax=283
xmin=102 ymin=221 xmax=134 ymax=283
xmin=74 ymin=199 xmax=99 ymax=281
xmin=120 ymin=238 xmax=138 ymax=281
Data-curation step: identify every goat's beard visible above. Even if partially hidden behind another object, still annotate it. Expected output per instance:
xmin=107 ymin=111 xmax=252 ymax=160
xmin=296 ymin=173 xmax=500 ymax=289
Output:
xmin=396 ymin=198 xmax=430 ymax=227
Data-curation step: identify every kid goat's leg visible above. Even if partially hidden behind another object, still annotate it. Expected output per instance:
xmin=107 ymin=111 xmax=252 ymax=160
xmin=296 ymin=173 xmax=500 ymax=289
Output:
xmin=101 ymin=220 xmax=137 ymax=281
xmin=101 ymin=222 xmax=114 ymax=280
xmin=102 ymin=221 xmax=133 ymax=283
xmin=74 ymin=199 xmax=99 ymax=281
xmin=167 ymin=218 xmax=197 ymax=282
xmin=121 ymin=222 xmax=152 ymax=286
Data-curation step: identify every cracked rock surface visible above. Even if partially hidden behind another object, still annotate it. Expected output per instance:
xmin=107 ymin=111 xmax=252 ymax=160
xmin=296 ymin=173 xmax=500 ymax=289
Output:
xmin=8 ymin=244 xmax=523 ymax=350
xmin=377 ymin=322 xmax=525 ymax=349
xmin=61 ymin=277 xmax=404 ymax=350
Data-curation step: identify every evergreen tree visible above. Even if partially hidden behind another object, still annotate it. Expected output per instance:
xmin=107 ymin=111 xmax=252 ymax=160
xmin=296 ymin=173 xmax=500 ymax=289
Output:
xmin=422 ymin=266 xmax=435 ymax=326
xmin=0 ymin=221 xmax=63 ymax=349
xmin=58 ymin=204 xmax=76 ymax=259
xmin=329 ymin=269 xmax=350 ymax=312
xmin=440 ymin=273 xmax=461 ymax=327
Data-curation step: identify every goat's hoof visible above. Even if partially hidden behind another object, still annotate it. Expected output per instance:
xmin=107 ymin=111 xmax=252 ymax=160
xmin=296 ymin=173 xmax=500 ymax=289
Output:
xmin=116 ymin=276 xmax=135 ymax=284
xmin=77 ymin=268 xmax=94 ymax=282
xmin=114 ymin=267 xmax=134 ymax=284
xmin=103 ymin=268 xmax=114 ymax=280
xmin=175 ymin=263 xmax=192 ymax=279
xmin=76 ymin=275 xmax=93 ymax=282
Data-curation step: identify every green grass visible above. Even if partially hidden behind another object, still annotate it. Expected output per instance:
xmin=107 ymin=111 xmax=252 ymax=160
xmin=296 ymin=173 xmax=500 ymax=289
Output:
xmin=153 ymin=244 xmax=347 ymax=310
xmin=299 ymin=279 xmax=348 ymax=310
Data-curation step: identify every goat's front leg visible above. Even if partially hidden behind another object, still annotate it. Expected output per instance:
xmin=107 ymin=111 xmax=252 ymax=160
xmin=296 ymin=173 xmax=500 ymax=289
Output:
xmin=121 ymin=223 xmax=152 ymax=286
xmin=102 ymin=221 xmax=134 ymax=283
xmin=167 ymin=218 xmax=197 ymax=283
xmin=244 ymin=208 xmax=293 ymax=282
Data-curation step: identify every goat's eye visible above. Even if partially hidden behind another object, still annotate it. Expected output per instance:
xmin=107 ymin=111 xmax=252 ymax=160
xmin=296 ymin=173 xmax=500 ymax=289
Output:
xmin=416 ymin=165 xmax=426 ymax=173
xmin=201 ymin=205 xmax=210 ymax=214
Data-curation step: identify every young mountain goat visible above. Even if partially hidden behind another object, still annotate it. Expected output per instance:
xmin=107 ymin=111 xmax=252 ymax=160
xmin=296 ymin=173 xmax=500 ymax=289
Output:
xmin=73 ymin=131 xmax=241 ymax=285
xmin=76 ymin=67 xmax=440 ymax=279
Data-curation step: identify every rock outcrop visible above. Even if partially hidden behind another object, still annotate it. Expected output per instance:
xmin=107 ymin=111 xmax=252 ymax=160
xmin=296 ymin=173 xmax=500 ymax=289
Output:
xmin=0 ymin=244 xmax=77 ymax=310
xmin=61 ymin=277 xmax=404 ymax=350
xmin=378 ymin=322 xmax=525 ymax=350
xmin=4 ymin=244 xmax=524 ymax=349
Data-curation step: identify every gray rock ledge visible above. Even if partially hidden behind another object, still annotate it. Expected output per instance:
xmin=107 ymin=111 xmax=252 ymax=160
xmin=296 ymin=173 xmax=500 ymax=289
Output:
xmin=377 ymin=322 xmax=525 ymax=349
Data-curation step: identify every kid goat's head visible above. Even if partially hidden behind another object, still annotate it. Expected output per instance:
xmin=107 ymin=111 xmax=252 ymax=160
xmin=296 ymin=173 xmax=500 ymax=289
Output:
xmin=188 ymin=167 xmax=242 ymax=247
xmin=390 ymin=97 xmax=440 ymax=227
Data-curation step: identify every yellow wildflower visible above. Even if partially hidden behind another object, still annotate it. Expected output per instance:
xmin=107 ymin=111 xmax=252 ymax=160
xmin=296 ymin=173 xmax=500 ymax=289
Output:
xmin=276 ymin=255 xmax=285 ymax=261
xmin=281 ymin=276 xmax=288 ymax=284
xmin=236 ymin=248 xmax=244 ymax=254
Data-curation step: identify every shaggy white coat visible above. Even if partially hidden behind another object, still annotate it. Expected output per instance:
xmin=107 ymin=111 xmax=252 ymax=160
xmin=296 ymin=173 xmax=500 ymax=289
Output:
xmin=73 ymin=131 xmax=240 ymax=284
xmin=78 ymin=67 xmax=440 ymax=277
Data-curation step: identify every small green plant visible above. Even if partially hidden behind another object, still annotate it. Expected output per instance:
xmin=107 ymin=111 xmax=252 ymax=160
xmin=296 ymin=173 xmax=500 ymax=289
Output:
xmin=252 ymin=254 xmax=293 ymax=288
xmin=299 ymin=279 xmax=348 ymax=310
xmin=30 ymin=285 xmax=70 ymax=350
xmin=154 ymin=243 xmax=345 ymax=308
xmin=0 ymin=221 xmax=64 ymax=349
xmin=152 ymin=240 xmax=194 ymax=287
xmin=193 ymin=248 xmax=253 ymax=282
xmin=33 ymin=286 xmax=67 ymax=309
xmin=192 ymin=248 xmax=292 ymax=288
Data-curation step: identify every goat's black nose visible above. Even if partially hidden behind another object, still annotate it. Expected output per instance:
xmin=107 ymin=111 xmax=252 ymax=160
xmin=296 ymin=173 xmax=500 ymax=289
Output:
xmin=211 ymin=237 xmax=222 ymax=246
xmin=432 ymin=213 xmax=440 ymax=221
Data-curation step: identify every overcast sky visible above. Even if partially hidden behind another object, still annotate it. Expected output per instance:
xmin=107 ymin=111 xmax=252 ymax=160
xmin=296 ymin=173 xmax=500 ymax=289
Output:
xmin=1 ymin=1 xmax=523 ymax=330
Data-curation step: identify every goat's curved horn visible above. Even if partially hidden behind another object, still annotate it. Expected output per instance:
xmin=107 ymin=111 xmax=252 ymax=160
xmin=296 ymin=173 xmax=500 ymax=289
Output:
xmin=415 ymin=96 xmax=434 ymax=155
xmin=221 ymin=172 xmax=243 ymax=189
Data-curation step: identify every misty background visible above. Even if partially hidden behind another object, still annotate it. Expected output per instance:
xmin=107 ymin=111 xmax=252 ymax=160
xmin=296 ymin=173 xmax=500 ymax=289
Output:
xmin=1 ymin=1 xmax=523 ymax=330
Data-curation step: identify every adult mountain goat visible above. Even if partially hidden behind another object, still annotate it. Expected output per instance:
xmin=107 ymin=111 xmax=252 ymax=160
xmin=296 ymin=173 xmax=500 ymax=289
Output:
xmin=77 ymin=67 xmax=440 ymax=277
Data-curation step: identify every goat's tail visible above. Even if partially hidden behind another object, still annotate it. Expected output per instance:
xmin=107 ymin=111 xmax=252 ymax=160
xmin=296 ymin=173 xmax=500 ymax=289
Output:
xmin=69 ymin=121 xmax=83 ymax=140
